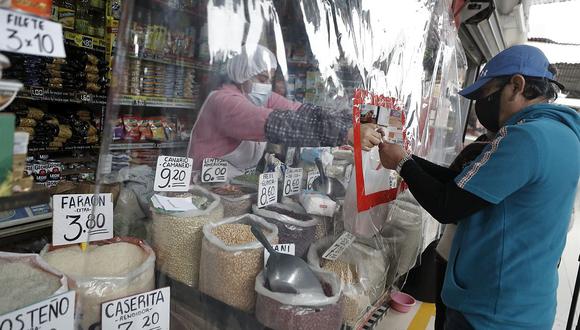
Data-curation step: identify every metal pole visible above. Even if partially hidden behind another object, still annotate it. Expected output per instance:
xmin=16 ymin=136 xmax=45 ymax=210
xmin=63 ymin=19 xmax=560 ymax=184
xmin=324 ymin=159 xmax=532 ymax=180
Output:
xmin=566 ymin=253 xmax=580 ymax=330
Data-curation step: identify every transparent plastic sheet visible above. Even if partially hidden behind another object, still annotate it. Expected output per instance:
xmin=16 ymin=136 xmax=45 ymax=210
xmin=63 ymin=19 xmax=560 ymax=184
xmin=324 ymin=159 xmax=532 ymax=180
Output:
xmin=80 ymin=0 xmax=470 ymax=328
xmin=199 ymin=214 xmax=278 ymax=312
xmin=40 ymin=237 xmax=155 ymax=329
xmin=307 ymin=237 xmax=388 ymax=326
xmin=0 ymin=252 xmax=69 ymax=315
xmin=254 ymin=268 xmax=343 ymax=330
xmin=151 ymin=186 xmax=224 ymax=287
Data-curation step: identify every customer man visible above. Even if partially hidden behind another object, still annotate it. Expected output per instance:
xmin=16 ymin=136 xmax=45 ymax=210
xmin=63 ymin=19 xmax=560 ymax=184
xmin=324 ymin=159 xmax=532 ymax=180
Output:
xmin=379 ymin=45 xmax=580 ymax=329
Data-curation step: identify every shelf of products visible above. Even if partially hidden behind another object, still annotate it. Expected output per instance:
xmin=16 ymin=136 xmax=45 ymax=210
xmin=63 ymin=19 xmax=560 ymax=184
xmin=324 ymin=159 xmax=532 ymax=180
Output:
xmin=115 ymin=94 xmax=197 ymax=108
xmin=16 ymin=87 xmax=107 ymax=105
xmin=0 ymin=190 xmax=50 ymax=212
xmin=63 ymin=32 xmax=107 ymax=53
xmin=109 ymin=141 xmax=188 ymax=150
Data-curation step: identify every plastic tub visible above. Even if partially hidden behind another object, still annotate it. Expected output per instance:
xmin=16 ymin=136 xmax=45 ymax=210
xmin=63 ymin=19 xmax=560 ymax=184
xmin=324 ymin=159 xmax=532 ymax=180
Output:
xmin=389 ymin=291 xmax=416 ymax=313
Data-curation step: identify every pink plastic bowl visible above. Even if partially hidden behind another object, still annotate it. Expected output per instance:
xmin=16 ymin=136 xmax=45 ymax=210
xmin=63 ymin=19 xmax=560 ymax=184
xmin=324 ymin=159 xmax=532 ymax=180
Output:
xmin=389 ymin=291 xmax=416 ymax=313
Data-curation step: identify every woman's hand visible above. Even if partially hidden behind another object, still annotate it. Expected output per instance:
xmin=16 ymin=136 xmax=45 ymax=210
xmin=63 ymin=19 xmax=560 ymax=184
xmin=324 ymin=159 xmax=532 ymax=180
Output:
xmin=378 ymin=142 xmax=406 ymax=170
xmin=348 ymin=123 xmax=383 ymax=151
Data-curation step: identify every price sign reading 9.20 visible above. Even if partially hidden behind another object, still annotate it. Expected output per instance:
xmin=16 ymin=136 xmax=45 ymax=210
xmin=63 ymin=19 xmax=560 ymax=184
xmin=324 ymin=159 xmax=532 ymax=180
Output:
xmin=283 ymin=167 xmax=303 ymax=196
xmin=201 ymin=158 xmax=228 ymax=183
xmin=258 ymin=172 xmax=278 ymax=208
xmin=154 ymin=156 xmax=193 ymax=192
xmin=52 ymin=194 xmax=114 ymax=246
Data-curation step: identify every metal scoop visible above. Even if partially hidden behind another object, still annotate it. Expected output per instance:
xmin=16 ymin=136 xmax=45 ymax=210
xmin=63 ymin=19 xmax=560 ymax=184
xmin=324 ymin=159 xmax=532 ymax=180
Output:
xmin=251 ymin=225 xmax=324 ymax=295
xmin=312 ymin=157 xmax=346 ymax=200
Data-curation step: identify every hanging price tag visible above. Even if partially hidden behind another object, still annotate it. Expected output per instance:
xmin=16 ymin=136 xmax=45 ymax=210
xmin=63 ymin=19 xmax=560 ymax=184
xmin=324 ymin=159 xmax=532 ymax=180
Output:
xmin=52 ymin=194 xmax=114 ymax=246
xmin=258 ymin=172 xmax=278 ymax=208
xmin=285 ymin=147 xmax=296 ymax=166
xmin=322 ymin=232 xmax=356 ymax=261
xmin=307 ymin=170 xmax=320 ymax=190
xmin=154 ymin=156 xmax=193 ymax=192
xmin=283 ymin=167 xmax=303 ymax=196
xmin=0 ymin=291 xmax=75 ymax=330
xmin=264 ymin=243 xmax=296 ymax=266
xmin=201 ymin=158 xmax=228 ymax=183
xmin=101 ymin=287 xmax=170 ymax=330
xmin=0 ymin=8 xmax=66 ymax=57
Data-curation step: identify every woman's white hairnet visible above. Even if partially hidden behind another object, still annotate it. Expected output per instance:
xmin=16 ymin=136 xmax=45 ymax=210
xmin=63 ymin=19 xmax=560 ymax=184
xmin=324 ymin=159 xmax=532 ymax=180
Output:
xmin=226 ymin=45 xmax=278 ymax=84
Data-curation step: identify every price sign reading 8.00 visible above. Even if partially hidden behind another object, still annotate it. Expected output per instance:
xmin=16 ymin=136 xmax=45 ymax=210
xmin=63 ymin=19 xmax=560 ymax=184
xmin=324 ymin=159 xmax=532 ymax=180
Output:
xmin=258 ymin=173 xmax=278 ymax=208
xmin=283 ymin=168 xmax=303 ymax=197
xmin=201 ymin=158 xmax=228 ymax=183
xmin=52 ymin=194 xmax=114 ymax=246
xmin=154 ymin=156 xmax=193 ymax=192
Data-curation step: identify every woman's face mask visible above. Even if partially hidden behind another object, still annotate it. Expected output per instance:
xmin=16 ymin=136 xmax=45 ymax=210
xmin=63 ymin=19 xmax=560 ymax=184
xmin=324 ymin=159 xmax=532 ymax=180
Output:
xmin=247 ymin=81 xmax=272 ymax=106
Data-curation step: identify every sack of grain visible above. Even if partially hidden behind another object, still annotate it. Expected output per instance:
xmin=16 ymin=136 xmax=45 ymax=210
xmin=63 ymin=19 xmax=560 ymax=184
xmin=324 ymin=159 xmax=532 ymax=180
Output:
xmin=255 ymin=267 xmax=343 ymax=330
xmin=209 ymin=184 xmax=257 ymax=217
xmin=252 ymin=203 xmax=318 ymax=258
xmin=151 ymin=186 xmax=223 ymax=288
xmin=307 ymin=237 xmax=388 ymax=326
xmin=41 ymin=237 xmax=155 ymax=329
xmin=0 ymin=252 xmax=69 ymax=315
xmin=199 ymin=214 xmax=278 ymax=312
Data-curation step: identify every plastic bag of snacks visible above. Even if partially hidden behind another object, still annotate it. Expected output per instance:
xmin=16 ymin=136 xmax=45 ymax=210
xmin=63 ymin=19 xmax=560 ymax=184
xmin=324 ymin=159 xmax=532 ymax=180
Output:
xmin=252 ymin=203 xmax=318 ymax=258
xmin=151 ymin=186 xmax=224 ymax=288
xmin=307 ymin=237 xmax=388 ymax=326
xmin=199 ymin=214 xmax=278 ymax=312
xmin=255 ymin=268 xmax=344 ymax=330
xmin=41 ymin=237 xmax=155 ymax=329
xmin=0 ymin=252 xmax=69 ymax=315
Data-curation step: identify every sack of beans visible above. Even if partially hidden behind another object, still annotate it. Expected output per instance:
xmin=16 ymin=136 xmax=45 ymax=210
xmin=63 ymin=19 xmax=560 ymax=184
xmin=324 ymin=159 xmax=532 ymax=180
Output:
xmin=0 ymin=252 xmax=69 ymax=315
xmin=255 ymin=267 xmax=343 ymax=330
xmin=151 ymin=186 xmax=224 ymax=288
xmin=252 ymin=203 xmax=318 ymax=258
xmin=209 ymin=184 xmax=257 ymax=217
xmin=199 ymin=214 xmax=278 ymax=312
xmin=41 ymin=237 xmax=155 ymax=329
xmin=307 ymin=236 xmax=388 ymax=326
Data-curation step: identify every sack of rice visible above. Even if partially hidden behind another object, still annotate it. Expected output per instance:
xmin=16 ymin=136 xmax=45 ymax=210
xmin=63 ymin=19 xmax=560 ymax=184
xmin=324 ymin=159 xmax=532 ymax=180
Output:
xmin=0 ymin=252 xmax=69 ymax=315
xmin=199 ymin=214 xmax=278 ymax=312
xmin=41 ymin=237 xmax=155 ymax=329
xmin=307 ymin=237 xmax=388 ymax=326
xmin=255 ymin=267 xmax=343 ymax=330
xmin=252 ymin=203 xmax=318 ymax=257
xmin=151 ymin=186 xmax=224 ymax=287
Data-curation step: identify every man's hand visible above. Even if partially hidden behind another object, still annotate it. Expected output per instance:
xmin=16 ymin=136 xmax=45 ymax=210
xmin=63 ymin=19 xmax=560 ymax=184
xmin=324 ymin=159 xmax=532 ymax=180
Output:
xmin=348 ymin=123 xmax=383 ymax=151
xmin=379 ymin=142 xmax=406 ymax=170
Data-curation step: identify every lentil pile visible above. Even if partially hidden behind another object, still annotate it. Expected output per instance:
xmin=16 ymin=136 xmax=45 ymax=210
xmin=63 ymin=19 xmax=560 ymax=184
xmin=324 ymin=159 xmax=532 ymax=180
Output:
xmin=0 ymin=258 xmax=64 ymax=315
xmin=199 ymin=216 xmax=278 ymax=312
xmin=151 ymin=188 xmax=224 ymax=288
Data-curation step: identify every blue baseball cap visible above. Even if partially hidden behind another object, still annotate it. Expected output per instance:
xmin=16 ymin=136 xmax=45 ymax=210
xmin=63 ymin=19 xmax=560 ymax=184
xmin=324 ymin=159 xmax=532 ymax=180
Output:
xmin=459 ymin=45 xmax=565 ymax=99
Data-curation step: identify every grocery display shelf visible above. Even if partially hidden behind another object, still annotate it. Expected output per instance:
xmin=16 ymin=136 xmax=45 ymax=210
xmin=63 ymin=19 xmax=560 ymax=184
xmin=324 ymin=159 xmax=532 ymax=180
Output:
xmin=28 ymin=145 xmax=100 ymax=153
xmin=0 ymin=189 xmax=50 ymax=212
xmin=116 ymin=94 xmax=198 ymax=108
xmin=109 ymin=141 xmax=189 ymax=150
xmin=17 ymin=86 xmax=107 ymax=105
xmin=63 ymin=31 xmax=107 ymax=53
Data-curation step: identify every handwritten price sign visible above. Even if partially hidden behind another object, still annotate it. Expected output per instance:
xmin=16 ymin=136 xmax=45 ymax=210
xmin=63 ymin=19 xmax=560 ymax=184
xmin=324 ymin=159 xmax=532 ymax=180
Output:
xmin=283 ymin=168 xmax=303 ymax=196
xmin=101 ymin=287 xmax=170 ymax=330
xmin=0 ymin=9 xmax=66 ymax=57
xmin=258 ymin=172 xmax=278 ymax=208
xmin=201 ymin=158 xmax=228 ymax=183
xmin=154 ymin=156 xmax=193 ymax=192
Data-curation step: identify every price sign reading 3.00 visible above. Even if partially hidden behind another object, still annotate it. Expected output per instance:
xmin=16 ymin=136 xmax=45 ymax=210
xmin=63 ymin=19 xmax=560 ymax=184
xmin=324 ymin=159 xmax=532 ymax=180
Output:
xmin=283 ymin=168 xmax=303 ymax=196
xmin=258 ymin=173 xmax=278 ymax=208
xmin=52 ymin=194 xmax=113 ymax=246
xmin=154 ymin=156 xmax=193 ymax=192
xmin=201 ymin=158 xmax=228 ymax=183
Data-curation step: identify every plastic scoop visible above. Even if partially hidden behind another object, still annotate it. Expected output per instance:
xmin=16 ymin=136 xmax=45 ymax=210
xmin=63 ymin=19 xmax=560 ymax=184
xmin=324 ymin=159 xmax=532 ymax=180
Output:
xmin=312 ymin=157 xmax=346 ymax=200
xmin=251 ymin=224 xmax=324 ymax=295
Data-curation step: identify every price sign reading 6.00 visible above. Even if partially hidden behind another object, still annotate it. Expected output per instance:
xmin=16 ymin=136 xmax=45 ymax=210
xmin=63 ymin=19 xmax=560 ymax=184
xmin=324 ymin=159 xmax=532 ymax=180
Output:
xmin=258 ymin=172 xmax=278 ymax=208
xmin=52 ymin=194 xmax=114 ymax=246
xmin=154 ymin=156 xmax=193 ymax=192
xmin=283 ymin=168 xmax=303 ymax=196
xmin=201 ymin=158 xmax=228 ymax=183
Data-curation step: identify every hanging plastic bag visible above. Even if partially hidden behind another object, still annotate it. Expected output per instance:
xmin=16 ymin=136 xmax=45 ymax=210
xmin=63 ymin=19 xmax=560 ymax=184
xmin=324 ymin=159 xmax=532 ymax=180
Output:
xmin=255 ymin=267 xmax=343 ymax=330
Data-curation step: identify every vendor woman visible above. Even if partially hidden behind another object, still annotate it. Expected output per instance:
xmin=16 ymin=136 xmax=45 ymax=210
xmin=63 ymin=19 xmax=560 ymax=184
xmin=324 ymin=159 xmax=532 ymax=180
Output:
xmin=188 ymin=44 xmax=382 ymax=175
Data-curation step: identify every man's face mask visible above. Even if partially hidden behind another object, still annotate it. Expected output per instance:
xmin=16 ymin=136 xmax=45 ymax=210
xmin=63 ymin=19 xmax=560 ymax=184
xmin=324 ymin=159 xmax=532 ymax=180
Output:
xmin=474 ymin=85 xmax=504 ymax=133
xmin=246 ymin=80 xmax=272 ymax=107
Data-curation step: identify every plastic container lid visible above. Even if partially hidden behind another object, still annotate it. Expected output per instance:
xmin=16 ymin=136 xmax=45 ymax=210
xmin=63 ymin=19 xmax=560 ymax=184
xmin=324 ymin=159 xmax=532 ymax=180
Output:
xmin=0 ymin=80 xmax=23 ymax=111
